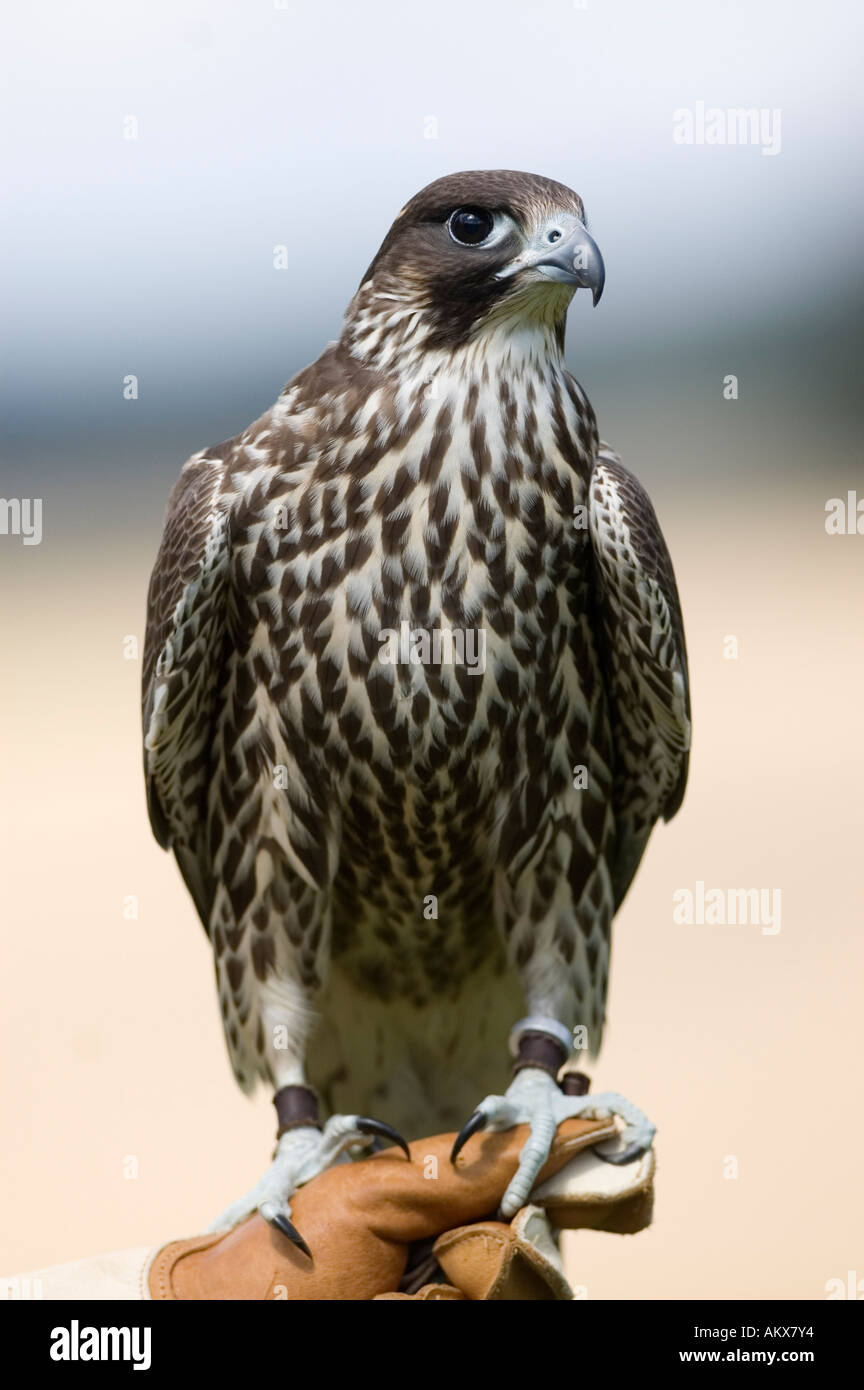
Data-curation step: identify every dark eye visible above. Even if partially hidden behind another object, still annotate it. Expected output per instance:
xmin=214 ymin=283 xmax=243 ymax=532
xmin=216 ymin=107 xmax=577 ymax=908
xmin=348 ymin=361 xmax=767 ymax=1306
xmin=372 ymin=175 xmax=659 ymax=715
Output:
xmin=447 ymin=206 xmax=495 ymax=246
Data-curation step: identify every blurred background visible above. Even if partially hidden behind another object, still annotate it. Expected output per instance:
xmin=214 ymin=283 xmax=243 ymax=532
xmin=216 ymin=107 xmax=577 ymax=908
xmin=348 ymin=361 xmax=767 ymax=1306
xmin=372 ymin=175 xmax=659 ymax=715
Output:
xmin=1 ymin=0 xmax=862 ymax=1297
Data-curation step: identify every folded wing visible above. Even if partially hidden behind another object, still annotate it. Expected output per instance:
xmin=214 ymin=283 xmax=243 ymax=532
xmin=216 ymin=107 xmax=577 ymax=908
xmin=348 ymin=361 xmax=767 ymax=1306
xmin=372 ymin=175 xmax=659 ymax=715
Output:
xmin=142 ymin=453 xmax=231 ymax=928
xmin=588 ymin=446 xmax=691 ymax=910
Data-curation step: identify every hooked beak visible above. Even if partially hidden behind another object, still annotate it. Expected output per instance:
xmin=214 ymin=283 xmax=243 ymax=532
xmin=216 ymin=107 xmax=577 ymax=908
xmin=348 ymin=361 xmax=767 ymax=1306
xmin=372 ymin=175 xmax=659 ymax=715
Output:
xmin=532 ymin=224 xmax=605 ymax=305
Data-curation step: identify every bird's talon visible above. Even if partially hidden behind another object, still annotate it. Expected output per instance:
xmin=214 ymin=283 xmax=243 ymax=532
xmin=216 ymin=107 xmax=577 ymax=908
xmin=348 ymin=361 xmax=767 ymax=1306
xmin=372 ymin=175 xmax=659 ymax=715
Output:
xmin=450 ymin=1109 xmax=487 ymax=1164
xmin=266 ymin=1209 xmax=313 ymax=1259
xmin=355 ymin=1116 xmax=411 ymax=1159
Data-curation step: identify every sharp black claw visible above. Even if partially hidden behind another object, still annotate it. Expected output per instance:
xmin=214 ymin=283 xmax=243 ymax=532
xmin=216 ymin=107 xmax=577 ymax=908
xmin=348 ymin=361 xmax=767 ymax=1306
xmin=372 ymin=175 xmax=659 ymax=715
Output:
xmin=594 ymin=1140 xmax=647 ymax=1166
xmin=356 ymin=1117 xmax=411 ymax=1159
xmin=450 ymin=1109 xmax=487 ymax=1165
xmin=268 ymin=1211 xmax=312 ymax=1259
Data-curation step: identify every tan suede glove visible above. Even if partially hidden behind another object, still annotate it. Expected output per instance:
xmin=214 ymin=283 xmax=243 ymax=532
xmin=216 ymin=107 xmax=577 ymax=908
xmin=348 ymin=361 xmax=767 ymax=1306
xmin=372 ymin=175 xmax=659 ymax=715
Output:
xmin=148 ymin=1115 xmax=652 ymax=1300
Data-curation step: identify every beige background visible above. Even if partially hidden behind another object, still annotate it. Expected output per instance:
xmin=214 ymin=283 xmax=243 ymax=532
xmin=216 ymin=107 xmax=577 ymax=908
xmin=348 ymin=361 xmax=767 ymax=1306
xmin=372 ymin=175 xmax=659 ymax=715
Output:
xmin=3 ymin=485 xmax=861 ymax=1298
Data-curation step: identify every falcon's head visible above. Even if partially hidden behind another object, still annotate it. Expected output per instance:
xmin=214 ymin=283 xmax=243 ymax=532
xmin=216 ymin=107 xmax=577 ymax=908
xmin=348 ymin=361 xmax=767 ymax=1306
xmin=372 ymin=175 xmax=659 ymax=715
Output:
xmin=346 ymin=170 xmax=604 ymax=362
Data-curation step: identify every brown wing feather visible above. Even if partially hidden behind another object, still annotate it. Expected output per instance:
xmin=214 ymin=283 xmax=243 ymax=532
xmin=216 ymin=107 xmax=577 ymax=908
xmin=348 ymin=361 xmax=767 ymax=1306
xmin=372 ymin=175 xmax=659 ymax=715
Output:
xmin=142 ymin=452 xmax=230 ymax=926
xmin=588 ymin=446 xmax=691 ymax=909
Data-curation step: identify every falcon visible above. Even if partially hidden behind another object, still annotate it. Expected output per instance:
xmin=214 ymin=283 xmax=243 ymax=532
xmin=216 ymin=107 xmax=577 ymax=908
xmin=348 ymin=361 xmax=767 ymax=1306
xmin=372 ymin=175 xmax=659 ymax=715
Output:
xmin=142 ymin=170 xmax=690 ymax=1249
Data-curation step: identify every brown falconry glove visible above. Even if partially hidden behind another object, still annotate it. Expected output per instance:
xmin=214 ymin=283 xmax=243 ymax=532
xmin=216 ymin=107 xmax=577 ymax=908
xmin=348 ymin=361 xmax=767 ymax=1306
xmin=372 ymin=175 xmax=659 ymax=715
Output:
xmin=148 ymin=1114 xmax=652 ymax=1301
